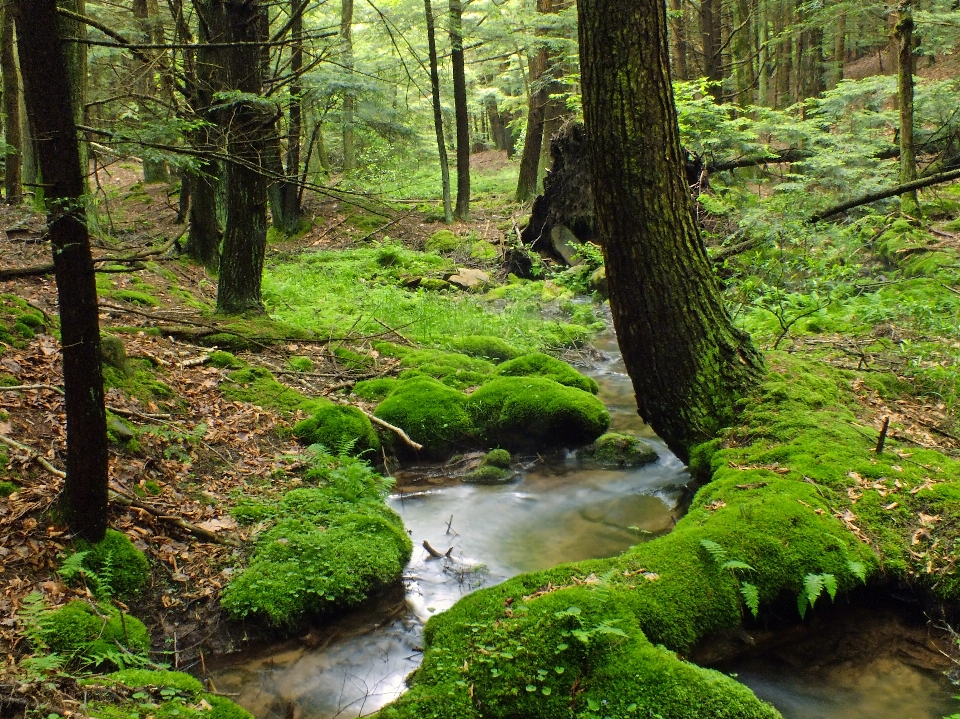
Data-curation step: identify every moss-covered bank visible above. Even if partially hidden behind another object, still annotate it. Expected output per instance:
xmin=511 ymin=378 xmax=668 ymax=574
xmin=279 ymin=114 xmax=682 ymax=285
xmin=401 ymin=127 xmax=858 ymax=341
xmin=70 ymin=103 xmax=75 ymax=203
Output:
xmin=373 ymin=353 xmax=960 ymax=719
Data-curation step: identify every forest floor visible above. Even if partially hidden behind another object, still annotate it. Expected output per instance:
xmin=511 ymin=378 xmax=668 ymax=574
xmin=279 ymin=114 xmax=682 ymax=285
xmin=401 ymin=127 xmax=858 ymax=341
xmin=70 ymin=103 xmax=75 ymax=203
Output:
xmin=2 ymin=153 xmax=960 ymax=716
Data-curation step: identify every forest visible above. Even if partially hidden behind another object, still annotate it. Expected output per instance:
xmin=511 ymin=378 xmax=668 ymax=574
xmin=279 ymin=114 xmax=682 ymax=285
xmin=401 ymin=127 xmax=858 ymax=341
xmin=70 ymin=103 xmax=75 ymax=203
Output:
xmin=1 ymin=0 xmax=960 ymax=717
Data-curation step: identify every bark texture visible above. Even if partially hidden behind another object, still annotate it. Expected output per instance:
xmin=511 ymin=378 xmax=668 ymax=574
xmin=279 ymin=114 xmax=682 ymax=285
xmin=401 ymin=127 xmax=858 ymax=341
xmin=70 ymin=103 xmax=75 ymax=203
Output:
xmin=13 ymin=0 xmax=108 ymax=541
xmin=449 ymin=0 xmax=470 ymax=219
xmin=578 ymin=0 xmax=764 ymax=462
xmin=1 ymin=9 xmax=21 ymax=203
xmin=896 ymin=2 xmax=919 ymax=216
xmin=425 ymin=0 xmax=452 ymax=223
xmin=515 ymin=47 xmax=547 ymax=202
xmin=340 ymin=0 xmax=355 ymax=172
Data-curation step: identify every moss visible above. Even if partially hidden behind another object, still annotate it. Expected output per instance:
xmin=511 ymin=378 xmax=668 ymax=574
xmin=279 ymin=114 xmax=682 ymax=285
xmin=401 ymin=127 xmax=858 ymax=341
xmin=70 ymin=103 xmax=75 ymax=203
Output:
xmin=582 ymin=433 xmax=658 ymax=468
xmin=495 ymin=353 xmax=599 ymax=394
xmin=373 ymin=341 xmax=412 ymax=359
xmin=463 ymin=464 xmax=516 ymax=484
xmin=37 ymin=601 xmax=150 ymax=666
xmin=111 ymin=289 xmax=160 ymax=307
xmin=208 ymin=350 xmax=245 ymax=369
xmin=75 ymin=529 xmax=150 ymax=601
xmin=334 ymin=346 xmax=375 ymax=371
xmin=467 ymin=377 xmax=609 ymax=450
xmin=0 ymin=480 xmax=17 ymax=497
xmin=374 ymin=377 xmax=475 ymax=456
xmin=293 ymin=403 xmax=381 ymax=457
xmin=100 ymin=334 xmax=131 ymax=375
xmin=93 ymin=670 xmax=254 ymax=719
xmin=399 ymin=349 xmax=496 ymax=390
xmin=470 ymin=240 xmax=499 ymax=261
xmin=425 ymin=229 xmax=463 ymax=253
xmin=221 ymin=366 xmax=322 ymax=415
xmin=287 ymin=355 xmax=314 ymax=372
xmin=0 ymin=294 xmax=48 ymax=349
xmin=420 ymin=277 xmax=452 ymax=291
xmin=442 ymin=335 xmax=522 ymax=363
xmin=354 ymin=377 xmax=400 ymax=402
xmin=483 ymin=448 xmax=511 ymax=469
xmin=103 ymin=669 xmax=205 ymax=694
xmin=102 ymin=362 xmax=175 ymax=403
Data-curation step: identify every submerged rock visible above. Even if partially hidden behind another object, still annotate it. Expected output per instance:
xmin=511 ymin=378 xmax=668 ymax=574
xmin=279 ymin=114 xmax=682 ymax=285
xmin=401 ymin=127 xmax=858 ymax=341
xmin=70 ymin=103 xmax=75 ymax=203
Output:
xmin=581 ymin=432 xmax=659 ymax=467
xmin=463 ymin=448 xmax=517 ymax=484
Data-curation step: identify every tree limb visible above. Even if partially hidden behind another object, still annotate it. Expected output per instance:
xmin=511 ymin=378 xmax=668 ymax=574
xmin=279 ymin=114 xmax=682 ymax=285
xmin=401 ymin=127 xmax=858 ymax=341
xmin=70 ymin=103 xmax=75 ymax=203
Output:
xmin=810 ymin=167 xmax=960 ymax=222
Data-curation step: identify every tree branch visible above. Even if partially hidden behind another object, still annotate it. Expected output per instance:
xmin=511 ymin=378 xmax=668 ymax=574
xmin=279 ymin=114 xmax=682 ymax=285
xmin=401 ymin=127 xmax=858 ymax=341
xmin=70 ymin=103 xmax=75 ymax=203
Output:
xmin=810 ymin=167 xmax=960 ymax=222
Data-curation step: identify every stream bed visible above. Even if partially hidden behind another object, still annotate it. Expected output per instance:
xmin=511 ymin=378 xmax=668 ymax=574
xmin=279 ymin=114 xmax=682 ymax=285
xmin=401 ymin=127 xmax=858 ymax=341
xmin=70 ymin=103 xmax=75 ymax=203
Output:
xmin=209 ymin=333 xmax=959 ymax=719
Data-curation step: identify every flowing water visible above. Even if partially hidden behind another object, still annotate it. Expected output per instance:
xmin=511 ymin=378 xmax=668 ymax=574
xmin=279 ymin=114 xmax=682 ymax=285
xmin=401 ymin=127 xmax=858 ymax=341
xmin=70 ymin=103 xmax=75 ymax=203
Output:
xmin=210 ymin=331 xmax=959 ymax=719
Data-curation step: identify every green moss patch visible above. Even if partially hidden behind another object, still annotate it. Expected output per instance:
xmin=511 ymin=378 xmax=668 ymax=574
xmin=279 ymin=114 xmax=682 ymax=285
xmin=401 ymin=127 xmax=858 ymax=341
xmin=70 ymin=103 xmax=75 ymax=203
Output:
xmin=374 ymin=377 xmax=476 ymax=456
xmin=483 ymin=448 xmax=511 ymax=468
xmin=581 ymin=433 xmax=659 ymax=468
xmin=293 ymin=402 xmax=380 ymax=457
xmin=398 ymin=349 xmax=496 ymax=390
xmin=208 ymin=350 xmax=245 ymax=369
xmin=441 ymin=335 xmax=522 ymax=363
xmin=0 ymin=293 xmax=49 ymax=350
xmin=467 ymin=377 xmax=609 ymax=450
xmin=222 ymin=452 xmax=411 ymax=624
xmin=354 ymin=377 xmax=400 ymax=402
xmin=0 ymin=480 xmax=16 ymax=497
xmin=36 ymin=600 xmax=150 ymax=667
xmin=463 ymin=464 xmax=516 ymax=484
xmin=495 ymin=353 xmax=599 ymax=394
xmin=425 ymin=229 xmax=463 ymax=253
xmin=102 ymin=361 xmax=175 ymax=404
xmin=87 ymin=669 xmax=253 ymax=719
xmin=74 ymin=529 xmax=150 ymax=601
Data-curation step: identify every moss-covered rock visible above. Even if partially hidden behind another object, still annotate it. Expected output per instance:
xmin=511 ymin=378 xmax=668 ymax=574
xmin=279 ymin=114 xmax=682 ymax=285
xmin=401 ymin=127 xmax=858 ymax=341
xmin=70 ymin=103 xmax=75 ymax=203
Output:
xmin=398 ymin=349 xmax=495 ymax=390
xmin=222 ymin=458 xmax=412 ymax=625
xmin=354 ymin=377 xmax=400 ymax=402
xmin=470 ymin=240 xmax=499 ymax=261
xmin=442 ymin=336 xmax=522 ymax=363
xmin=287 ymin=355 xmax=314 ymax=372
xmin=482 ymin=448 xmax=511 ymax=469
xmin=75 ymin=529 xmax=150 ymax=601
xmin=467 ymin=377 xmax=609 ymax=450
xmin=495 ymin=353 xmax=599 ymax=394
xmin=463 ymin=464 xmax=517 ymax=484
xmin=208 ymin=350 xmax=245 ymax=369
xmin=0 ymin=294 xmax=48 ymax=349
xmin=100 ymin=334 xmax=131 ymax=376
xmin=425 ymin=229 xmax=463 ymax=253
xmin=581 ymin=432 xmax=658 ymax=467
xmin=90 ymin=669 xmax=254 ymax=719
xmin=293 ymin=402 xmax=381 ymax=457
xmin=37 ymin=601 xmax=150 ymax=666
xmin=374 ymin=377 xmax=476 ymax=456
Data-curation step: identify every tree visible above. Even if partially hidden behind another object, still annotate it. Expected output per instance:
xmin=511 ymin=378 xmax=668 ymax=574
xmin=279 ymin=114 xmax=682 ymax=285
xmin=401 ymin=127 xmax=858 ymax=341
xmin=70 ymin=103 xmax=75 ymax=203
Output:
xmin=425 ymin=0 xmax=453 ymax=223
xmin=12 ymin=0 xmax=108 ymax=541
xmin=578 ymin=0 xmax=764 ymax=462
xmin=341 ymin=0 xmax=356 ymax=172
xmin=1 ymin=8 xmax=22 ymax=203
xmin=896 ymin=0 xmax=920 ymax=217
xmin=449 ymin=0 xmax=470 ymax=219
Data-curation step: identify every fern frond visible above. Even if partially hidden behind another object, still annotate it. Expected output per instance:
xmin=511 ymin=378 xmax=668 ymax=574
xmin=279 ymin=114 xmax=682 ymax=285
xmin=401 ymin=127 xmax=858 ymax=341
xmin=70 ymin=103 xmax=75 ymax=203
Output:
xmin=740 ymin=582 xmax=760 ymax=618
xmin=847 ymin=560 xmax=867 ymax=583
xmin=822 ymin=573 xmax=837 ymax=601
xmin=699 ymin=539 xmax=727 ymax=564
xmin=96 ymin=549 xmax=116 ymax=600
xmin=58 ymin=551 xmax=91 ymax=583
xmin=722 ymin=560 xmax=754 ymax=572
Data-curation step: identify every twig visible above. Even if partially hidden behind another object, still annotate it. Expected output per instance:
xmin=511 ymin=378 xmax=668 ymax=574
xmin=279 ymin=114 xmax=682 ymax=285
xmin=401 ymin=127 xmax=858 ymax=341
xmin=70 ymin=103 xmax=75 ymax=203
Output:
xmin=179 ymin=354 xmax=211 ymax=369
xmin=108 ymin=489 xmax=240 ymax=546
xmin=0 ymin=433 xmax=66 ymax=477
xmin=329 ymin=398 xmax=423 ymax=451
xmin=0 ymin=384 xmax=65 ymax=394
xmin=373 ymin=317 xmax=416 ymax=347
xmin=355 ymin=212 xmax=409 ymax=243
xmin=875 ymin=416 xmax=890 ymax=455
xmin=422 ymin=540 xmax=452 ymax=559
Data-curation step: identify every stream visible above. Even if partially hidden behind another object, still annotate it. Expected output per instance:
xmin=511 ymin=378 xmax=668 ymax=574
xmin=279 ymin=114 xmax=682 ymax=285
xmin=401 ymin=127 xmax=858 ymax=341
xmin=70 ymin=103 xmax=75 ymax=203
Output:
xmin=210 ymin=332 xmax=959 ymax=719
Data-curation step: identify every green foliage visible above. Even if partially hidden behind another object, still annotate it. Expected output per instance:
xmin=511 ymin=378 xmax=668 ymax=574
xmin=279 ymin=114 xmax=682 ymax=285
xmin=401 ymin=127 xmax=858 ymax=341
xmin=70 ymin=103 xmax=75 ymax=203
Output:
xmin=293 ymin=403 xmax=380 ymax=457
xmin=102 ymin=361 xmax=175 ymax=404
xmin=89 ymin=670 xmax=254 ymax=719
xmin=495 ymin=353 xmax=599 ymax=394
xmin=208 ymin=350 xmax=245 ymax=369
xmin=287 ymin=355 xmax=314 ymax=372
xmin=353 ymin=377 xmax=400 ymax=402
xmin=441 ymin=335 xmax=522 ymax=362
xmin=463 ymin=464 xmax=516 ymax=484
xmin=425 ymin=229 xmax=463 ymax=253
xmin=797 ymin=573 xmax=838 ymax=619
xmin=71 ymin=530 xmax=150 ymax=601
xmin=222 ymin=450 xmax=410 ymax=624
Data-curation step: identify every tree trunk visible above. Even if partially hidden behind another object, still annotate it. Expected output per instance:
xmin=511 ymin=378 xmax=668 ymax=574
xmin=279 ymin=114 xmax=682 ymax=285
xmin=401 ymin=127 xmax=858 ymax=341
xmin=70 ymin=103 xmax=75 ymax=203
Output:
xmin=57 ymin=0 xmax=87 ymax=189
xmin=449 ymin=0 xmax=470 ymax=220
xmin=280 ymin=0 xmax=303 ymax=232
xmin=1 ymin=9 xmax=22 ymax=203
xmin=701 ymin=0 xmax=723 ymax=100
xmin=425 ymin=0 xmax=452 ymax=223
xmin=206 ymin=0 xmax=268 ymax=314
xmin=896 ymin=2 xmax=919 ymax=217
xmin=12 ymin=0 xmax=108 ymax=541
xmin=132 ymin=0 xmax=168 ymax=183
xmin=668 ymin=0 xmax=688 ymax=80
xmin=341 ymin=0 xmax=355 ymax=172
xmin=515 ymin=47 xmax=547 ymax=202
xmin=832 ymin=11 xmax=846 ymax=89
xmin=578 ymin=0 xmax=765 ymax=462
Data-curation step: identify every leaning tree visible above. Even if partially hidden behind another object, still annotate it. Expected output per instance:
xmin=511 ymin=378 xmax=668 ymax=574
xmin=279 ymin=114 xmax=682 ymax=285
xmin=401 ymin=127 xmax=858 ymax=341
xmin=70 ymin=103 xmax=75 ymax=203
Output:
xmin=12 ymin=0 xmax=109 ymax=541
xmin=578 ymin=0 xmax=765 ymax=462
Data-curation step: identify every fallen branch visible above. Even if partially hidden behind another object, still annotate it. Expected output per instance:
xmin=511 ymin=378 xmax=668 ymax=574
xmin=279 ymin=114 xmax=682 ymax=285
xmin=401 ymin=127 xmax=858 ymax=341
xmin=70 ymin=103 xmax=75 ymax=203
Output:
xmin=328 ymin=397 xmax=424 ymax=451
xmin=422 ymin=539 xmax=452 ymax=558
xmin=0 ymin=384 xmax=65 ymax=394
xmin=0 ymin=433 xmax=66 ymax=478
xmin=99 ymin=302 xmax=268 ymax=349
xmin=810 ymin=167 xmax=960 ymax=222
xmin=710 ymin=235 xmax=764 ymax=263
xmin=108 ymin=489 xmax=240 ymax=546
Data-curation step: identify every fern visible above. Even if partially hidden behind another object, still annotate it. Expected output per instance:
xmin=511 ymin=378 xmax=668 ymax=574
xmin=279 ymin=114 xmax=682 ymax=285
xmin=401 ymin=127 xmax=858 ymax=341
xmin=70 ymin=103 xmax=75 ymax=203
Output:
xmin=700 ymin=539 xmax=728 ymax=564
xmin=822 ymin=573 xmax=838 ymax=601
xmin=18 ymin=591 xmax=50 ymax=650
xmin=740 ymin=582 xmax=760 ymax=618
xmin=95 ymin=549 xmax=116 ymax=600
xmin=798 ymin=572 xmax=838 ymax=618
xmin=847 ymin=560 xmax=867 ymax=584
xmin=58 ymin=551 xmax=91 ymax=584
xmin=721 ymin=560 xmax=754 ymax=572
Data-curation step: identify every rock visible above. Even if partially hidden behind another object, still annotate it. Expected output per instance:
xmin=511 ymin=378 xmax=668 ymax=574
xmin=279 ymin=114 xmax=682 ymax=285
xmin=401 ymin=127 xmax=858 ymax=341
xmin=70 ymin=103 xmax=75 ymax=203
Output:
xmin=446 ymin=268 xmax=491 ymax=290
xmin=400 ymin=274 xmax=423 ymax=288
xmin=425 ymin=229 xmax=462 ymax=253
xmin=419 ymin=277 xmax=451 ymax=291
xmin=293 ymin=403 xmax=380 ymax=457
xmin=107 ymin=416 xmax=136 ymax=441
xmin=100 ymin=333 xmax=131 ymax=375
xmin=463 ymin=464 xmax=518 ymax=484
xmin=470 ymin=240 xmax=499 ymax=261
xmin=580 ymin=432 xmax=659 ymax=468
xmin=588 ymin=265 xmax=608 ymax=297
xmin=482 ymin=448 xmax=511 ymax=468
xmin=495 ymin=353 xmax=599 ymax=394
xmin=550 ymin=224 xmax=584 ymax=265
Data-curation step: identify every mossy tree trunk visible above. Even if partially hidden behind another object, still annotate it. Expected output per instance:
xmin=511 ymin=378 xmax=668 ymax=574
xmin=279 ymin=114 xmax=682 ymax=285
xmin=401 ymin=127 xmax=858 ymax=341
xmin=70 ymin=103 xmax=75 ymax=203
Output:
xmin=207 ymin=0 xmax=268 ymax=314
xmin=425 ymin=0 xmax=452 ymax=223
xmin=13 ymin=0 xmax=108 ymax=541
xmin=896 ymin=1 xmax=920 ymax=217
xmin=1 ymin=9 xmax=22 ymax=203
xmin=578 ymin=0 xmax=765 ymax=463
xmin=515 ymin=46 xmax=547 ymax=202
xmin=449 ymin=0 xmax=470 ymax=220
xmin=700 ymin=0 xmax=723 ymax=100
xmin=56 ymin=0 xmax=87 ymax=191
xmin=280 ymin=0 xmax=304 ymax=231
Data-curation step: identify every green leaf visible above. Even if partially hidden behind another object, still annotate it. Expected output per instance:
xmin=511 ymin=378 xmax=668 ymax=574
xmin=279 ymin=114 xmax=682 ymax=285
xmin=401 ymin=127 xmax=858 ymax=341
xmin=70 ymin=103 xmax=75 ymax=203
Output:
xmin=700 ymin=539 xmax=727 ymax=564
xmin=847 ymin=560 xmax=867 ymax=583
xmin=588 ymin=699 xmax=601 ymax=711
xmin=804 ymin=572 xmax=825 ymax=606
xmin=822 ymin=573 xmax=837 ymax=601
xmin=740 ymin=582 xmax=760 ymax=618
xmin=526 ymin=685 xmax=537 ymax=692
xmin=797 ymin=589 xmax=809 ymax=620
xmin=541 ymin=687 xmax=552 ymax=696
xmin=721 ymin=560 xmax=754 ymax=572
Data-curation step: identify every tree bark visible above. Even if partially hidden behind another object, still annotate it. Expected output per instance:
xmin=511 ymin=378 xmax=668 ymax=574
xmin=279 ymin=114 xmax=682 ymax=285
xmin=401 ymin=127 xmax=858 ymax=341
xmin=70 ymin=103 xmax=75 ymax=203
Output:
xmin=57 ymin=0 xmax=87 ymax=190
xmin=340 ymin=0 xmax=355 ymax=172
xmin=668 ymin=0 xmax=688 ymax=81
xmin=832 ymin=11 xmax=846 ymax=89
xmin=1 ymin=9 xmax=22 ymax=203
xmin=449 ymin=0 xmax=470 ymax=220
xmin=578 ymin=0 xmax=764 ymax=462
xmin=425 ymin=0 xmax=452 ymax=223
xmin=515 ymin=47 xmax=547 ymax=202
xmin=896 ymin=1 xmax=920 ymax=217
xmin=12 ymin=0 xmax=108 ymax=541
xmin=132 ymin=0 xmax=168 ymax=183
xmin=206 ymin=0 xmax=268 ymax=314
xmin=280 ymin=0 xmax=303 ymax=231
xmin=701 ymin=0 xmax=723 ymax=100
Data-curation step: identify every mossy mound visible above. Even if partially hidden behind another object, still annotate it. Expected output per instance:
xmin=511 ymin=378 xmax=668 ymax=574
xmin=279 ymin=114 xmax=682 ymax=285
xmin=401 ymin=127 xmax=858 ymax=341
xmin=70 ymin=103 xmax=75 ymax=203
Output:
xmin=75 ymin=529 xmax=150 ymax=601
xmin=581 ymin=433 xmax=658 ymax=468
xmin=287 ymin=355 xmax=314 ymax=372
xmin=399 ymin=349 xmax=496 ymax=390
xmin=463 ymin=464 xmax=516 ymax=484
xmin=425 ymin=229 xmax=463 ymax=253
xmin=89 ymin=669 xmax=253 ymax=719
xmin=102 ymin=360 xmax=175 ymax=403
xmin=495 ymin=353 xmax=599 ymax=394
xmin=221 ymin=366 xmax=323 ymax=415
xmin=0 ymin=480 xmax=16 ymax=497
xmin=37 ymin=601 xmax=150 ymax=666
xmin=442 ymin=336 xmax=522 ymax=363
xmin=0 ymin=294 xmax=50 ymax=349
xmin=470 ymin=240 xmax=499 ymax=261
xmin=467 ymin=377 xmax=609 ymax=450
xmin=354 ymin=377 xmax=400 ymax=402
xmin=208 ymin=350 xmax=245 ymax=369
xmin=100 ymin=334 xmax=131 ymax=375
xmin=294 ymin=402 xmax=380 ymax=457
xmin=374 ymin=377 xmax=476 ymax=456
xmin=222 ymin=457 xmax=412 ymax=624
xmin=482 ymin=448 xmax=511 ymax=469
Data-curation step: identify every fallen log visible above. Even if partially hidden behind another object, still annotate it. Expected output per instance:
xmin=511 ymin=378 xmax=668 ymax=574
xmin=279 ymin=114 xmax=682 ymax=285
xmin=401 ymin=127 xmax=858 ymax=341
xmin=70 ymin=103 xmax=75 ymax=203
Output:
xmin=810 ymin=167 xmax=960 ymax=222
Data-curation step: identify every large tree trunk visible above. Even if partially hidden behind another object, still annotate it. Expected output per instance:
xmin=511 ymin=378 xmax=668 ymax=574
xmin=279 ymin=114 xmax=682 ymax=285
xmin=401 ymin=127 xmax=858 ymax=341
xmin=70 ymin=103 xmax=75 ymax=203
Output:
xmin=13 ymin=0 xmax=108 ymax=541
xmin=449 ymin=0 xmax=470 ymax=220
xmin=515 ymin=47 xmax=547 ymax=202
xmin=57 ymin=0 xmax=87 ymax=190
xmin=896 ymin=2 xmax=919 ymax=217
xmin=280 ymin=0 xmax=303 ymax=232
xmin=700 ymin=0 xmax=723 ymax=100
xmin=425 ymin=0 xmax=452 ymax=223
xmin=207 ymin=0 xmax=268 ymax=314
xmin=1 ymin=9 xmax=22 ymax=203
xmin=578 ymin=0 xmax=764 ymax=462
xmin=340 ymin=0 xmax=355 ymax=172
xmin=668 ymin=0 xmax=688 ymax=81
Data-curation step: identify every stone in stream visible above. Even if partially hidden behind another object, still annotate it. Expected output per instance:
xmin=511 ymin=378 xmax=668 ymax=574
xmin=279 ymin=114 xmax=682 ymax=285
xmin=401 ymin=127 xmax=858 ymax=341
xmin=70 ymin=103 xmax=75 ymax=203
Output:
xmin=464 ymin=448 xmax=517 ymax=484
xmin=579 ymin=432 xmax=658 ymax=468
